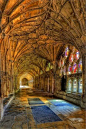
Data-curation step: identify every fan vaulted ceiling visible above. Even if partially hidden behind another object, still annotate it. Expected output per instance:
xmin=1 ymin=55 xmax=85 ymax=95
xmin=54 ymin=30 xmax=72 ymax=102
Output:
xmin=0 ymin=0 xmax=85 ymax=77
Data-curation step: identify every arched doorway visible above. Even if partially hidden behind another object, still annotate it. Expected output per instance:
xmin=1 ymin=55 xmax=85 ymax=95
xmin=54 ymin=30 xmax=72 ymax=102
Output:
xmin=22 ymin=78 xmax=28 ymax=86
xmin=20 ymin=73 xmax=33 ymax=89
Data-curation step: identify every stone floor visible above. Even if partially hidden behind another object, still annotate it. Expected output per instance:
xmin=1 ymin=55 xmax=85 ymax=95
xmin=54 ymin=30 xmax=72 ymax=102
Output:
xmin=0 ymin=88 xmax=86 ymax=129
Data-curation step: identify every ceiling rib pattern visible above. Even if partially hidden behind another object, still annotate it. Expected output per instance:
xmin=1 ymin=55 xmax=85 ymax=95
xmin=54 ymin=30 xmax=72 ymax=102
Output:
xmin=0 ymin=0 xmax=85 ymax=77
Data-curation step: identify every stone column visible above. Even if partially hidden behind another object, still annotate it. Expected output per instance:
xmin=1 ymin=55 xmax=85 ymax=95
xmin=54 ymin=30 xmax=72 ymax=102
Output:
xmin=33 ymin=77 xmax=35 ymax=88
xmin=40 ymin=76 xmax=42 ymax=90
xmin=0 ymin=98 xmax=3 ymax=120
xmin=0 ymin=49 xmax=1 ymax=97
xmin=43 ymin=73 xmax=45 ymax=91
xmin=0 ymin=45 xmax=4 ymax=120
xmin=51 ymin=61 xmax=57 ymax=94
xmin=47 ymin=78 xmax=49 ymax=92
xmin=11 ymin=62 xmax=14 ymax=94
xmin=28 ymin=80 xmax=29 ymax=86
xmin=81 ymin=51 xmax=86 ymax=108
xmin=51 ymin=72 xmax=54 ymax=94
xmin=2 ymin=57 xmax=7 ymax=97
xmin=39 ymin=75 xmax=41 ymax=90
xmin=10 ymin=64 xmax=13 ymax=94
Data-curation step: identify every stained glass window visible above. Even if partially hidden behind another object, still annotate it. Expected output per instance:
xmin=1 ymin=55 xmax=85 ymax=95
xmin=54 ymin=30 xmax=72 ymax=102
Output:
xmin=78 ymin=60 xmax=82 ymax=72
xmin=68 ymin=79 xmax=72 ymax=92
xmin=65 ymin=47 xmax=69 ymax=57
xmin=61 ymin=59 xmax=64 ymax=67
xmin=75 ymin=51 xmax=79 ymax=60
xmin=69 ymin=54 xmax=73 ymax=62
xmin=73 ymin=63 xmax=77 ymax=73
xmin=79 ymin=78 xmax=82 ymax=93
xmin=73 ymin=79 xmax=77 ymax=92
xmin=68 ymin=65 xmax=72 ymax=74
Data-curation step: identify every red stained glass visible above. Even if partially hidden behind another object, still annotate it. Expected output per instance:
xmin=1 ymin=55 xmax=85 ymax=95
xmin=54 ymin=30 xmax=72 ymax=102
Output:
xmin=61 ymin=59 xmax=64 ymax=66
xmin=69 ymin=54 xmax=73 ymax=62
xmin=68 ymin=65 xmax=72 ymax=72
xmin=65 ymin=47 xmax=69 ymax=57
xmin=79 ymin=60 xmax=82 ymax=71
xmin=75 ymin=51 xmax=79 ymax=60
xmin=73 ymin=63 xmax=77 ymax=73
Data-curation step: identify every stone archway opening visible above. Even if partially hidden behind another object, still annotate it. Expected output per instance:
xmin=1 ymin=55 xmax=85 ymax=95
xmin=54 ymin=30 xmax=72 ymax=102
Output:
xmin=21 ymin=78 xmax=28 ymax=86
xmin=19 ymin=73 xmax=33 ymax=89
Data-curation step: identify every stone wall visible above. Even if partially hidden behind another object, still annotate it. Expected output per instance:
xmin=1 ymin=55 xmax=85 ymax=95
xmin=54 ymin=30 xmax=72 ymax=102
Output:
xmin=34 ymin=71 xmax=85 ymax=108
xmin=0 ymin=98 xmax=3 ymax=120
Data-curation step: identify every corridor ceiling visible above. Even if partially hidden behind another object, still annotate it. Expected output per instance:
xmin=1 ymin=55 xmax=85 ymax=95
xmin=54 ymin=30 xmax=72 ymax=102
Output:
xmin=0 ymin=0 xmax=85 ymax=77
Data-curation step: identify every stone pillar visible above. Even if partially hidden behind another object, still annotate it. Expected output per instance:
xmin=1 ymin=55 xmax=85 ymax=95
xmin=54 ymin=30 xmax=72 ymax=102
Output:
xmin=11 ymin=62 xmax=14 ymax=94
xmin=81 ymin=52 xmax=86 ymax=108
xmin=28 ymin=80 xmax=29 ymax=86
xmin=0 ymin=98 xmax=3 ymax=120
xmin=0 ymin=45 xmax=4 ymax=120
xmin=40 ymin=76 xmax=42 ymax=90
xmin=39 ymin=75 xmax=41 ymax=90
xmin=51 ymin=61 xmax=57 ymax=94
xmin=42 ymin=73 xmax=45 ymax=91
xmin=0 ymin=49 xmax=1 ymax=97
xmin=33 ymin=77 xmax=35 ymax=88
xmin=52 ymin=76 xmax=55 ymax=93
xmin=47 ymin=78 xmax=49 ymax=92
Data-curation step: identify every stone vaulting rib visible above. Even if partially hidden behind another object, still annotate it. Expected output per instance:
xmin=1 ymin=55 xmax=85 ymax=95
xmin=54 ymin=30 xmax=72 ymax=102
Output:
xmin=0 ymin=0 xmax=85 ymax=87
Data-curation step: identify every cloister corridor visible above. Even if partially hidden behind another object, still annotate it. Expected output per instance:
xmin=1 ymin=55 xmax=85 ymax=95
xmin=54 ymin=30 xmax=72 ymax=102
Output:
xmin=0 ymin=0 xmax=86 ymax=129
xmin=0 ymin=88 xmax=86 ymax=129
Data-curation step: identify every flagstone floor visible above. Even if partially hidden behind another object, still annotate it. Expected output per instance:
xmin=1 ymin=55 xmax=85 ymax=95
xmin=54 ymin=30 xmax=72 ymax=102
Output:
xmin=0 ymin=88 xmax=86 ymax=129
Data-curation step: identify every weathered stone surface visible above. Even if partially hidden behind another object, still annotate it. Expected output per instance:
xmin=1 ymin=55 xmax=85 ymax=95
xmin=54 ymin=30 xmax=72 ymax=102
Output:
xmin=0 ymin=89 xmax=86 ymax=129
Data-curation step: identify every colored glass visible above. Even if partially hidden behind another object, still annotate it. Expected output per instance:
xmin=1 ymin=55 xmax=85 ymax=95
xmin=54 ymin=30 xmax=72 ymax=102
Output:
xmin=75 ymin=51 xmax=79 ymax=60
xmin=69 ymin=54 xmax=73 ymax=62
xmin=65 ymin=47 xmax=69 ymax=57
xmin=68 ymin=79 xmax=72 ymax=92
xmin=78 ymin=60 xmax=82 ymax=72
xmin=79 ymin=78 xmax=82 ymax=93
xmin=73 ymin=79 xmax=77 ymax=92
xmin=68 ymin=65 xmax=72 ymax=72
xmin=61 ymin=59 xmax=64 ymax=67
xmin=73 ymin=63 xmax=77 ymax=73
